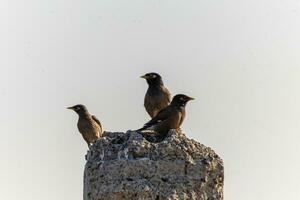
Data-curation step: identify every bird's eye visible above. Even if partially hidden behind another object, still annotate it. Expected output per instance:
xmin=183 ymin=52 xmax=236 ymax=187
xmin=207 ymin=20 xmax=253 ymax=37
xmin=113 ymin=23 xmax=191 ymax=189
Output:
xmin=152 ymin=74 xmax=156 ymax=78
xmin=180 ymin=97 xmax=184 ymax=101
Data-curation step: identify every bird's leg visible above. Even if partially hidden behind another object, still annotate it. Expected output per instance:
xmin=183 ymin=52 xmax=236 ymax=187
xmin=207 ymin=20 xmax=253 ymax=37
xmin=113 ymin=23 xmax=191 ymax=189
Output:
xmin=176 ymin=128 xmax=182 ymax=133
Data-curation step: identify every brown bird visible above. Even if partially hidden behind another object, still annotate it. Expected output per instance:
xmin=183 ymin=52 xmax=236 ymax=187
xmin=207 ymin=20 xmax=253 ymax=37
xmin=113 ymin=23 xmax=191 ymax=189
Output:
xmin=138 ymin=94 xmax=194 ymax=141
xmin=141 ymin=72 xmax=171 ymax=118
xmin=67 ymin=104 xmax=102 ymax=147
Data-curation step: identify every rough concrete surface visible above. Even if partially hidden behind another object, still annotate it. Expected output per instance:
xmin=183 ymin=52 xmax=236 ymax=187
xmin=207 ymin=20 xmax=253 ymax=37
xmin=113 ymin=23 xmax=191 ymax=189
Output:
xmin=84 ymin=130 xmax=224 ymax=200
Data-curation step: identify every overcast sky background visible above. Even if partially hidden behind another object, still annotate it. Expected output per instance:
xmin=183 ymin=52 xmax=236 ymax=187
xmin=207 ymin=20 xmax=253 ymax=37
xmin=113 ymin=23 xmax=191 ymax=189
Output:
xmin=1 ymin=0 xmax=300 ymax=199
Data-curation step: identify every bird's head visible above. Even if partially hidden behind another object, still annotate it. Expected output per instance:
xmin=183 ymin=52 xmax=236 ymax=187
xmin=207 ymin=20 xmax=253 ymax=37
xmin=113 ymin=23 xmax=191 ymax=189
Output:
xmin=171 ymin=94 xmax=195 ymax=107
xmin=67 ymin=104 xmax=88 ymax=115
xmin=140 ymin=72 xmax=163 ymax=86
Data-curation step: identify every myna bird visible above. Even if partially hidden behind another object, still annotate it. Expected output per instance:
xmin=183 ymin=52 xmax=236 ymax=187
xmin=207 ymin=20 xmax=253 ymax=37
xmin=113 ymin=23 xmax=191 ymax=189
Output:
xmin=141 ymin=72 xmax=171 ymax=118
xmin=138 ymin=94 xmax=194 ymax=141
xmin=67 ymin=104 xmax=102 ymax=147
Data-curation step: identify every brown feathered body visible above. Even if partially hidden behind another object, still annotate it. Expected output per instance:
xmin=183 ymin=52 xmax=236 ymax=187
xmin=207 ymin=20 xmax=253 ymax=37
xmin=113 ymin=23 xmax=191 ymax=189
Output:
xmin=77 ymin=114 xmax=102 ymax=146
xmin=144 ymin=85 xmax=171 ymax=118
xmin=151 ymin=104 xmax=185 ymax=135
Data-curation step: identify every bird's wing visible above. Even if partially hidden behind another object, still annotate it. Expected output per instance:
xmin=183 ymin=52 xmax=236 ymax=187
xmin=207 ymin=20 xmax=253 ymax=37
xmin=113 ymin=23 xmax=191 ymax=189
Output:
xmin=144 ymin=106 xmax=173 ymax=128
xmin=92 ymin=115 xmax=102 ymax=128
xmin=155 ymin=87 xmax=171 ymax=113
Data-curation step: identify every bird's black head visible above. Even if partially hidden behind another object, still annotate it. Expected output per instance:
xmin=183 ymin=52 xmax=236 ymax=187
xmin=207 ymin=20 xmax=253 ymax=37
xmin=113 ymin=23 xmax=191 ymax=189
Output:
xmin=67 ymin=104 xmax=89 ymax=116
xmin=171 ymin=94 xmax=195 ymax=107
xmin=140 ymin=72 xmax=163 ymax=86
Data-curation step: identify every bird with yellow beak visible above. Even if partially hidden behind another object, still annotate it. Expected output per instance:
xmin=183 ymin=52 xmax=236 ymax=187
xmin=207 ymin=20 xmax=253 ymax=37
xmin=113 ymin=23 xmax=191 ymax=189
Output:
xmin=141 ymin=72 xmax=171 ymax=118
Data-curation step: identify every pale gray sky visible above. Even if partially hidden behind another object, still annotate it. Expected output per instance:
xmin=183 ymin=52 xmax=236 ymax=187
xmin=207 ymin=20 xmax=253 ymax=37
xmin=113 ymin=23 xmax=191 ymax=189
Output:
xmin=1 ymin=0 xmax=300 ymax=199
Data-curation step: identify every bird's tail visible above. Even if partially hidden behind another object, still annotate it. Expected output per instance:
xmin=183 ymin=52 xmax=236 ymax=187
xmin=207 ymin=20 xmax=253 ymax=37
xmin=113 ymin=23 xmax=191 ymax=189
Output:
xmin=135 ymin=123 xmax=154 ymax=132
xmin=135 ymin=126 xmax=147 ymax=132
